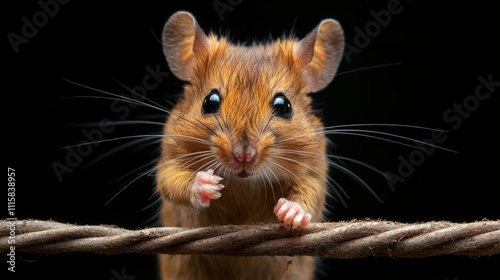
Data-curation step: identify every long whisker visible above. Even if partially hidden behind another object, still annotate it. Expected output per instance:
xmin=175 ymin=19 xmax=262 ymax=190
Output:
xmin=272 ymin=154 xmax=348 ymax=206
xmin=65 ymin=120 xmax=166 ymax=127
xmin=261 ymin=167 xmax=277 ymax=204
xmin=325 ymin=176 xmax=349 ymax=208
xmin=84 ymin=136 xmax=161 ymax=168
xmin=329 ymin=161 xmax=383 ymax=203
xmin=267 ymin=160 xmax=303 ymax=188
xmin=110 ymin=160 xmax=159 ymax=185
xmin=63 ymin=79 xmax=218 ymax=137
xmin=193 ymin=158 xmax=220 ymax=176
xmin=270 ymin=152 xmax=362 ymax=204
xmin=323 ymin=123 xmax=448 ymax=132
xmin=61 ymin=134 xmax=211 ymax=149
xmin=104 ymin=164 xmax=157 ymax=206
xmin=328 ymin=155 xmax=391 ymax=180
xmin=62 ymin=78 xmax=171 ymax=113
xmin=178 ymin=151 xmax=216 ymax=170
xmin=140 ymin=195 xmax=162 ymax=212
xmin=141 ymin=198 xmax=166 ymax=227
xmin=113 ymin=78 xmax=173 ymax=112
xmin=274 ymin=124 xmax=455 ymax=153
xmin=150 ymin=27 xmax=162 ymax=45
xmin=264 ymin=165 xmax=283 ymax=200
xmin=335 ymin=62 xmax=402 ymax=76
xmin=324 ymin=130 xmax=458 ymax=153
xmin=170 ymin=150 xmax=214 ymax=163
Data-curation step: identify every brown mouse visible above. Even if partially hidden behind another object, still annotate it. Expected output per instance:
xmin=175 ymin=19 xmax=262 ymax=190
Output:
xmin=156 ymin=11 xmax=344 ymax=280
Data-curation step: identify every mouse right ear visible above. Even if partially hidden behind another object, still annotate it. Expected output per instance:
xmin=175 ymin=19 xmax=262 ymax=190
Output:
xmin=162 ymin=11 xmax=209 ymax=81
xmin=294 ymin=19 xmax=344 ymax=93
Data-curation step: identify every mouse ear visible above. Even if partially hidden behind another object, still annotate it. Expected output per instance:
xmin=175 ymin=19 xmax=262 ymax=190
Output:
xmin=162 ymin=11 xmax=209 ymax=81
xmin=294 ymin=19 xmax=344 ymax=93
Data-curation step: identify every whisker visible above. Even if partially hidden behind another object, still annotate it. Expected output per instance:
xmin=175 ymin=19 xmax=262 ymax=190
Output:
xmin=61 ymin=134 xmax=211 ymax=149
xmin=193 ymin=158 xmax=220 ymax=176
xmin=259 ymin=170 xmax=270 ymax=213
xmin=272 ymin=154 xmax=349 ymax=206
xmin=113 ymin=78 xmax=172 ymax=112
xmin=271 ymin=148 xmax=351 ymax=204
xmin=84 ymin=137 xmax=161 ymax=168
xmin=178 ymin=152 xmax=216 ymax=171
xmin=150 ymin=27 xmax=162 ymax=45
xmin=275 ymin=124 xmax=455 ymax=153
xmin=104 ymin=164 xmax=157 ymax=206
xmin=264 ymin=165 xmax=282 ymax=200
xmin=328 ymin=155 xmax=391 ymax=180
xmin=61 ymin=134 xmax=160 ymax=149
xmin=65 ymin=120 xmax=165 ymax=127
xmin=324 ymin=129 xmax=458 ymax=153
xmin=267 ymin=160 xmax=304 ymax=188
xmin=110 ymin=159 xmax=159 ymax=185
xmin=323 ymin=123 xmax=448 ymax=132
xmin=140 ymin=194 xmax=162 ymax=212
xmin=63 ymin=79 xmax=218 ymax=137
xmin=170 ymin=150 xmax=214 ymax=163
xmin=335 ymin=62 xmax=402 ymax=76
xmin=329 ymin=161 xmax=383 ymax=203
xmin=141 ymin=199 xmax=166 ymax=227
xmin=62 ymin=78 xmax=171 ymax=114
xmin=325 ymin=176 xmax=349 ymax=208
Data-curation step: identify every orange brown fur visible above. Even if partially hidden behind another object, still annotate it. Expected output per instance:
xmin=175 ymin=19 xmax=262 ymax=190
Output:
xmin=156 ymin=11 xmax=343 ymax=280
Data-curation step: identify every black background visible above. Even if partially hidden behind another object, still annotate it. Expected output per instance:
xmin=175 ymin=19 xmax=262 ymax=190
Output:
xmin=4 ymin=0 xmax=499 ymax=279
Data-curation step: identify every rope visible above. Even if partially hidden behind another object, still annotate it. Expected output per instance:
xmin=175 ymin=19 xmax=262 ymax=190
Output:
xmin=1 ymin=219 xmax=499 ymax=258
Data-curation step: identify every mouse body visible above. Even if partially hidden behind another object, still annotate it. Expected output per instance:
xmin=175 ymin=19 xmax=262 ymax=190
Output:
xmin=156 ymin=11 xmax=344 ymax=280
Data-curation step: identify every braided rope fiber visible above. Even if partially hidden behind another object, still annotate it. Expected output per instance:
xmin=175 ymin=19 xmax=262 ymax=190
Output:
xmin=1 ymin=219 xmax=499 ymax=258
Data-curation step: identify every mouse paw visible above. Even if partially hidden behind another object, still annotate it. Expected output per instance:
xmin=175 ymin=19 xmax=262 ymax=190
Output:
xmin=274 ymin=198 xmax=312 ymax=229
xmin=191 ymin=169 xmax=224 ymax=208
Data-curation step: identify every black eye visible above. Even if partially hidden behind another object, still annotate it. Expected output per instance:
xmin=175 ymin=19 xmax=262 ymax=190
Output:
xmin=202 ymin=89 xmax=221 ymax=115
xmin=271 ymin=93 xmax=292 ymax=119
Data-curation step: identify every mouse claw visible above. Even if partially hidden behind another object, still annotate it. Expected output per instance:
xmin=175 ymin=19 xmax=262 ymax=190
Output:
xmin=192 ymin=169 xmax=224 ymax=208
xmin=274 ymin=198 xmax=312 ymax=229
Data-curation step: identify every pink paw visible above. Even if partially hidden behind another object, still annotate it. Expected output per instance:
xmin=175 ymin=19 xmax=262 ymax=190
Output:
xmin=274 ymin=198 xmax=312 ymax=229
xmin=192 ymin=169 xmax=224 ymax=208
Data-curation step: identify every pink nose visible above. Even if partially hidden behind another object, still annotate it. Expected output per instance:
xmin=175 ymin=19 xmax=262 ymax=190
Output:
xmin=232 ymin=141 xmax=257 ymax=164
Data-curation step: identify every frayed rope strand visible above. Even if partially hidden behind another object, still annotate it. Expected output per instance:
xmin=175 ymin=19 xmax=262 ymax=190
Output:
xmin=1 ymin=219 xmax=499 ymax=258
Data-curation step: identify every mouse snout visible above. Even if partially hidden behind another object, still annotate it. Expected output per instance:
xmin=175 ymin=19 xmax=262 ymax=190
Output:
xmin=232 ymin=141 xmax=257 ymax=165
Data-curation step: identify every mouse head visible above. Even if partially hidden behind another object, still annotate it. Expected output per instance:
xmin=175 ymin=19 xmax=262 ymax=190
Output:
xmin=161 ymin=11 xmax=344 ymax=180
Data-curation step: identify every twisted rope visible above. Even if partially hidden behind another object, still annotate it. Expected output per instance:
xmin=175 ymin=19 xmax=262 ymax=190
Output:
xmin=1 ymin=219 xmax=499 ymax=258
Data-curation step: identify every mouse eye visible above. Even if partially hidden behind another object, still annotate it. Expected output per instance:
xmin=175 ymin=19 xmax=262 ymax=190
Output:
xmin=271 ymin=93 xmax=292 ymax=119
xmin=202 ymin=89 xmax=221 ymax=115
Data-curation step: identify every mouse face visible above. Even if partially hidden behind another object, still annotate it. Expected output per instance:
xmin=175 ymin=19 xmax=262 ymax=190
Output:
xmin=164 ymin=41 xmax=326 ymax=181
xmin=159 ymin=11 xmax=344 ymax=187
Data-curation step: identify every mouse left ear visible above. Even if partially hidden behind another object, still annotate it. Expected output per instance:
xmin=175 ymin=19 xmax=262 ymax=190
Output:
xmin=294 ymin=19 xmax=344 ymax=93
xmin=162 ymin=11 xmax=209 ymax=81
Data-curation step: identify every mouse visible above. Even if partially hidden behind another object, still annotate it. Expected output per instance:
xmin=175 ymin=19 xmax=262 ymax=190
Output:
xmin=156 ymin=11 xmax=344 ymax=280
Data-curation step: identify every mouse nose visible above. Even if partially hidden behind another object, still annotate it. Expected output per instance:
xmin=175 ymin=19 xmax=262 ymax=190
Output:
xmin=232 ymin=141 xmax=257 ymax=164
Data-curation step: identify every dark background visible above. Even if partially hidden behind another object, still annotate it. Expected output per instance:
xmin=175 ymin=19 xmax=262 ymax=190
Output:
xmin=4 ymin=0 xmax=499 ymax=279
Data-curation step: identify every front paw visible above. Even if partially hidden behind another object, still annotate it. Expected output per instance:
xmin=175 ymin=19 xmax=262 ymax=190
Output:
xmin=273 ymin=198 xmax=312 ymax=229
xmin=192 ymin=169 xmax=224 ymax=208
